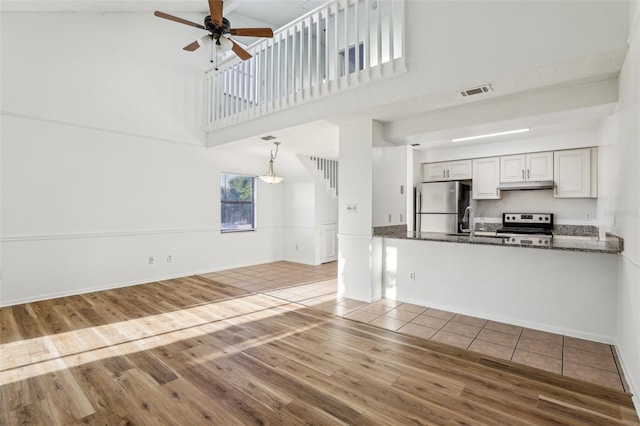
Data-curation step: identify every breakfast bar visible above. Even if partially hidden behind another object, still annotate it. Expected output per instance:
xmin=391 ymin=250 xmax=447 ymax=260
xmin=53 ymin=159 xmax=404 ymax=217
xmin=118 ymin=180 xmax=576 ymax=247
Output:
xmin=373 ymin=225 xmax=622 ymax=344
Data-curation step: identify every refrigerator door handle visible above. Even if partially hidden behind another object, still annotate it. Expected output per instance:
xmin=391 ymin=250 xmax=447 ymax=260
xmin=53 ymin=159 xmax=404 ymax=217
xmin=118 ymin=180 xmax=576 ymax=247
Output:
xmin=415 ymin=191 xmax=421 ymax=232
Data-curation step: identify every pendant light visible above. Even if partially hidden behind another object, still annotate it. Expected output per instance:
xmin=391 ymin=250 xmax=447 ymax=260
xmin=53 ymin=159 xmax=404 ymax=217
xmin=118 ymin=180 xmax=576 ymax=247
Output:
xmin=258 ymin=142 xmax=284 ymax=184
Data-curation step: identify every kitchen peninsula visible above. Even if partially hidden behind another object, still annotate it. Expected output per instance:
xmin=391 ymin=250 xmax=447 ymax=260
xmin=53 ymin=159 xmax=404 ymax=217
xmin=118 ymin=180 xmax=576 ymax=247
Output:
xmin=374 ymin=225 xmax=624 ymax=254
xmin=372 ymin=225 xmax=622 ymax=345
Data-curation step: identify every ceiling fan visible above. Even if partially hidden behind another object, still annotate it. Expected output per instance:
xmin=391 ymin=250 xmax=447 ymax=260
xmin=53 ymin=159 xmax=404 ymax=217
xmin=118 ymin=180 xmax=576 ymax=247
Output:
xmin=154 ymin=0 xmax=273 ymax=61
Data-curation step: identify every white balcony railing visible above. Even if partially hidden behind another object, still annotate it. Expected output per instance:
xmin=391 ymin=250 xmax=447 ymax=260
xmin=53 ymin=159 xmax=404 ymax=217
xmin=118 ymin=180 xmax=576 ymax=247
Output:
xmin=205 ymin=0 xmax=405 ymax=130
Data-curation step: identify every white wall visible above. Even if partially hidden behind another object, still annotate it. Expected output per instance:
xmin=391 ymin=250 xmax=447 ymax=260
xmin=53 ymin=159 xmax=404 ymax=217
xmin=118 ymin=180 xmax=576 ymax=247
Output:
xmin=610 ymin=0 xmax=640 ymax=411
xmin=0 ymin=12 xmax=285 ymax=306
xmin=282 ymin=181 xmax=317 ymax=264
xmin=338 ymin=119 xmax=378 ymax=301
xmin=373 ymin=146 xmax=411 ymax=227
xmin=383 ymin=238 xmax=618 ymax=342
xmin=474 ymin=191 xmax=597 ymax=226
xmin=281 ymin=154 xmax=339 ymax=266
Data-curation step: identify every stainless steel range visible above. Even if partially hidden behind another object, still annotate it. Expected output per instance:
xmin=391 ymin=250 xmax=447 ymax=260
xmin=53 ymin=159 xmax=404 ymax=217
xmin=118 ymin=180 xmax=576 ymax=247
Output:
xmin=496 ymin=213 xmax=554 ymax=246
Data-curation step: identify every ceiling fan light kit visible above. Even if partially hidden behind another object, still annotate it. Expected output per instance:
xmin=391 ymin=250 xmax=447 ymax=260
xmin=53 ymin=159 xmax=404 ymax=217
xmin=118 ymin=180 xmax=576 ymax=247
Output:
xmin=154 ymin=0 xmax=274 ymax=63
xmin=258 ymin=142 xmax=284 ymax=184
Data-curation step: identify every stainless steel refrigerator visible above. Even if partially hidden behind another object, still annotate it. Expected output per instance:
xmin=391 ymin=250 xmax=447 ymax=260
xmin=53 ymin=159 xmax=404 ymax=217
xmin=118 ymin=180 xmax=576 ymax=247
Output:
xmin=416 ymin=181 xmax=471 ymax=233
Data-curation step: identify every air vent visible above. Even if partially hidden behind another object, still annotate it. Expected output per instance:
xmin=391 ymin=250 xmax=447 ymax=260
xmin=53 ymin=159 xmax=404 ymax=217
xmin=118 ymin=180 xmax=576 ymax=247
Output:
xmin=260 ymin=135 xmax=277 ymax=140
xmin=458 ymin=84 xmax=493 ymax=98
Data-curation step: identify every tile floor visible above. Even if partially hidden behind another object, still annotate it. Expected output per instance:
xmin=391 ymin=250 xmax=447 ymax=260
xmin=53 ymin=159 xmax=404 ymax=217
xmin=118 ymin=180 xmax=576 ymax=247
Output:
xmin=201 ymin=261 xmax=629 ymax=392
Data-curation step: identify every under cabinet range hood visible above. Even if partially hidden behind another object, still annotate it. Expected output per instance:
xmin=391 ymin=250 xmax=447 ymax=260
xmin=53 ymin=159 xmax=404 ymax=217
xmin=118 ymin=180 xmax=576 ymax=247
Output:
xmin=497 ymin=180 xmax=554 ymax=191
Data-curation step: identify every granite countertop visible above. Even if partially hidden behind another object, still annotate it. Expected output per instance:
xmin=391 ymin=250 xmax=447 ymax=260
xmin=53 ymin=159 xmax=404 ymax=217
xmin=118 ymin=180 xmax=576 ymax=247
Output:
xmin=373 ymin=225 xmax=623 ymax=254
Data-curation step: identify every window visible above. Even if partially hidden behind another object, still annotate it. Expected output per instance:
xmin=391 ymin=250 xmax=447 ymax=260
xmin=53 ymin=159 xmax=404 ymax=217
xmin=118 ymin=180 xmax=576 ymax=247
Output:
xmin=220 ymin=173 xmax=256 ymax=232
xmin=339 ymin=42 xmax=365 ymax=76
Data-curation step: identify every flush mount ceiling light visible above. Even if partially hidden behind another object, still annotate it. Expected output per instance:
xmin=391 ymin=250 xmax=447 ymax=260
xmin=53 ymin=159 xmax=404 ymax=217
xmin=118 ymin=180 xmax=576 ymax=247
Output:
xmin=258 ymin=142 xmax=284 ymax=184
xmin=451 ymin=128 xmax=530 ymax=143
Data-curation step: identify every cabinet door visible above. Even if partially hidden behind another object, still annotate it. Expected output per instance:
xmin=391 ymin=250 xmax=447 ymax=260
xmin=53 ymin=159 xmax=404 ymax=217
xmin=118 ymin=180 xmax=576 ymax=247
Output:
xmin=447 ymin=160 xmax=472 ymax=180
xmin=500 ymin=155 xmax=526 ymax=182
xmin=472 ymin=157 xmax=501 ymax=199
xmin=422 ymin=162 xmax=447 ymax=182
xmin=527 ymin=152 xmax=553 ymax=181
xmin=554 ymin=148 xmax=594 ymax=198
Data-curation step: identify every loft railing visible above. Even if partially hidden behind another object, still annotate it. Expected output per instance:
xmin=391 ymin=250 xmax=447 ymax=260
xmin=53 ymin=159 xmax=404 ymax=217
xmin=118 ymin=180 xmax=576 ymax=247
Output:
xmin=205 ymin=0 xmax=405 ymax=130
xmin=310 ymin=156 xmax=339 ymax=195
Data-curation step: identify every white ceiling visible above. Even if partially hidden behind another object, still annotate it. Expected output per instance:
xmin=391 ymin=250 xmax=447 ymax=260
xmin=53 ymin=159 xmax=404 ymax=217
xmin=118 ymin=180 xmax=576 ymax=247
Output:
xmin=0 ymin=0 xmax=324 ymax=28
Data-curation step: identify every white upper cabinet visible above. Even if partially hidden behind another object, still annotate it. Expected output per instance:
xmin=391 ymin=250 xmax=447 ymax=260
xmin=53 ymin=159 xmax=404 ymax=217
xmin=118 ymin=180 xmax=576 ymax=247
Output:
xmin=472 ymin=157 xmax=501 ymax=200
xmin=554 ymin=148 xmax=598 ymax=198
xmin=500 ymin=155 xmax=526 ymax=182
xmin=527 ymin=152 xmax=554 ymax=181
xmin=447 ymin=160 xmax=473 ymax=180
xmin=422 ymin=160 xmax=471 ymax=182
xmin=422 ymin=162 xmax=448 ymax=181
xmin=500 ymin=152 xmax=553 ymax=182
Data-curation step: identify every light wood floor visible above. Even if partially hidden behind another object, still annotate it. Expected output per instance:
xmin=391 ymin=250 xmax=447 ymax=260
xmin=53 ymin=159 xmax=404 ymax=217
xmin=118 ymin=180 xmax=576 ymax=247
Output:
xmin=1 ymin=262 xmax=638 ymax=425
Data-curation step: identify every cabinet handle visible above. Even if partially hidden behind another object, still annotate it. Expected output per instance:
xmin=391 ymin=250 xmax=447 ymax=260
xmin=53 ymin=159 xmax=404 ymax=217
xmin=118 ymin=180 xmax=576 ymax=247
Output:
xmin=527 ymin=169 xmax=530 ymax=179
xmin=447 ymin=170 xmax=450 ymax=179
xmin=443 ymin=170 xmax=446 ymax=178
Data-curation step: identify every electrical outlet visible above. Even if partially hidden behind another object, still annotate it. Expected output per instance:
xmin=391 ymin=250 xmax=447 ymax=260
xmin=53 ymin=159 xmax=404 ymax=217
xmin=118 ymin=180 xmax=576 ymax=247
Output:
xmin=346 ymin=203 xmax=358 ymax=213
xmin=409 ymin=272 xmax=415 ymax=280
xmin=388 ymin=214 xmax=392 ymax=223
xmin=148 ymin=256 xmax=154 ymax=264
xmin=400 ymin=213 xmax=404 ymax=222
xmin=586 ymin=212 xmax=593 ymax=221
xmin=400 ymin=185 xmax=404 ymax=194
xmin=167 ymin=255 xmax=173 ymax=263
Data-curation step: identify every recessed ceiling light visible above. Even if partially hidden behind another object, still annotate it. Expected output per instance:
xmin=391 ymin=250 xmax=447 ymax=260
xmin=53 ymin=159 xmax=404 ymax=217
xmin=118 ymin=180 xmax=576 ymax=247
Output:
xmin=260 ymin=135 xmax=277 ymax=141
xmin=451 ymin=128 xmax=530 ymax=143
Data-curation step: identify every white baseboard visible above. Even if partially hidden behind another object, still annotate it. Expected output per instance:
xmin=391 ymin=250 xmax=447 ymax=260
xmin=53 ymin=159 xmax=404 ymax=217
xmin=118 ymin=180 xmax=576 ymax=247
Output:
xmin=394 ymin=295 xmax=616 ymax=345
xmin=0 ymin=258 xmax=283 ymax=308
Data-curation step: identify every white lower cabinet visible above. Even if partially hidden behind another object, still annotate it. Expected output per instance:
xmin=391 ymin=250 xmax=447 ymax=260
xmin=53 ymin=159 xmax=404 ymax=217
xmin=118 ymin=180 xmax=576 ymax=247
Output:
xmin=472 ymin=157 xmax=501 ymax=199
xmin=554 ymin=148 xmax=598 ymax=198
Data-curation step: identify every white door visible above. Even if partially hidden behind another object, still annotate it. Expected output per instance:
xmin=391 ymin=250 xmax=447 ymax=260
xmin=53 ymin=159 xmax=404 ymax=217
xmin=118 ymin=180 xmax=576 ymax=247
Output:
xmin=472 ymin=157 xmax=501 ymax=199
xmin=527 ymin=152 xmax=553 ymax=181
xmin=500 ymin=155 xmax=526 ymax=182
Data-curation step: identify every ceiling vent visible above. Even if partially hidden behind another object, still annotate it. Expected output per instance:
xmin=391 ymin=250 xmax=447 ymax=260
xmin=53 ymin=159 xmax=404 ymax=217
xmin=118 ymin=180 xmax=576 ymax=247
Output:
xmin=458 ymin=84 xmax=493 ymax=98
xmin=260 ymin=135 xmax=277 ymax=141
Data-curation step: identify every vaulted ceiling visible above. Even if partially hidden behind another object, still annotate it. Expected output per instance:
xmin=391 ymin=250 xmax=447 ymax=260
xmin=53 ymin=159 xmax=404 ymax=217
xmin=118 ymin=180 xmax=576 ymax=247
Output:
xmin=0 ymin=0 xmax=324 ymax=28
xmin=2 ymin=0 xmax=629 ymax=160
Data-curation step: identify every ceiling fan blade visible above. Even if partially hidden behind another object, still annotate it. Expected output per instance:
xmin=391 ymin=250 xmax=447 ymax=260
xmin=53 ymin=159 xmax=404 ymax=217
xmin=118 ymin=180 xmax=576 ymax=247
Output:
xmin=183 ymin=41 xmax=200 ymax=51
xmin=229 ymin=28 xmax=274 ymax=38
xmin=209 ymin=0 xmax=224 ymax=26
xmin=229 ymin=38 xmax=252 ymax=60
xmin=154 ymin=11 xmax=205 ymax=30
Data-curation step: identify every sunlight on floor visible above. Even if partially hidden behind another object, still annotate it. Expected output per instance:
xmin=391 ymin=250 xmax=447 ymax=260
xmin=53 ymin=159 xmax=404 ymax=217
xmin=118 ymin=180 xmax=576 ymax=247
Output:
xmin=0 ymin=293 xmax=323 ymax=385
